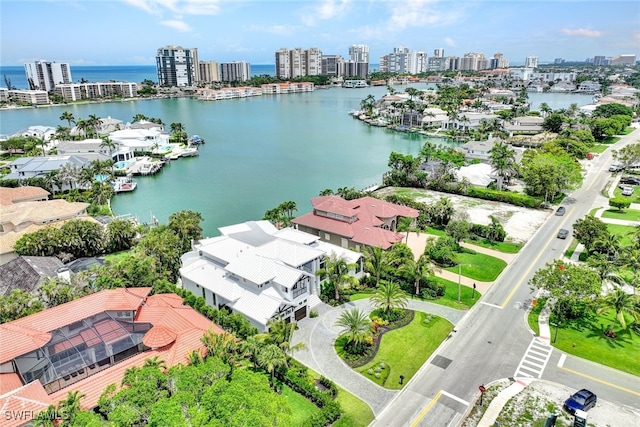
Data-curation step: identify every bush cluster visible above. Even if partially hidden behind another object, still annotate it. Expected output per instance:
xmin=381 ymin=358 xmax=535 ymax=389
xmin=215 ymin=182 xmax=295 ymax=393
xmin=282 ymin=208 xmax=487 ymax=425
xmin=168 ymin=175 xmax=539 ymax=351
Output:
xmin=469 ymin=223 xmax=506 ymax=242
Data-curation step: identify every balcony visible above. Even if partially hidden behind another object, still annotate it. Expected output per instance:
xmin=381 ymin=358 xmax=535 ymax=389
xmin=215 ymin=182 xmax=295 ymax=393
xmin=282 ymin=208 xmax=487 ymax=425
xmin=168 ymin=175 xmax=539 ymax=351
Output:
xmin=292 ymin=286 xmax=307 ymax=299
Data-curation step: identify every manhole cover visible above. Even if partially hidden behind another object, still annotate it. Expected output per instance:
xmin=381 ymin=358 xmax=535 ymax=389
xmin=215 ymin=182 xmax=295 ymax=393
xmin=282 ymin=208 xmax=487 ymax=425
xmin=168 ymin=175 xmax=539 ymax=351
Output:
xmin=431 ymin=355 xmax=452 ymax=369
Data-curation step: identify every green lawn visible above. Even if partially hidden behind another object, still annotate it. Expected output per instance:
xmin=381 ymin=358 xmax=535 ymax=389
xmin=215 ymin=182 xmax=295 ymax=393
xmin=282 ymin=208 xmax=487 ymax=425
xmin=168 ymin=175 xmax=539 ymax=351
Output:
xmin=425 ymin=227 xmax=447 ymax=237
xmin=564 ymin=238 xmax=580 ymax=259
xmin=349 ymin=276 xmax=479 ymax=310
xmin=281 ymin=384 xmax=320 ymax=426
xmin=601 ymin=208 xmax=640 ymax=221
xmin=612 ymin=185 xmax=640 ymax=201
xmin=549 ymin=310 xmax=640 ymax=377
xmin=527 ymin=297 xmax=548 ymax=336
xmin=444 ymin=251 xmax=507 ymax=282
xmin=354 ymin=312 xmax=453 ymax=390
xmin=606 ymin=223 xmax=636 ymax=247
xmin=589 ymin=144 xmax=610 ymax=154
xmin=392 ymin=188 xmax=430 ymax=199
xmin=102 ymin=250 xmax=131 ymax=263
xmin=306 ymin=368 xmax=374 ymax=427
xmin=464 ymin=238 xmax=523 ymax=254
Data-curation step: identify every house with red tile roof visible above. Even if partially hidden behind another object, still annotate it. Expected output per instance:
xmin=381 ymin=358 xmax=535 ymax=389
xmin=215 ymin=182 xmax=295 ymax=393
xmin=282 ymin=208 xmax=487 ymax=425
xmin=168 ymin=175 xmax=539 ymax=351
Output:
xmin=0 ymin=287 xmax=222 ymax=426
xmin=292 ymin=196 xmax=419 ymax=250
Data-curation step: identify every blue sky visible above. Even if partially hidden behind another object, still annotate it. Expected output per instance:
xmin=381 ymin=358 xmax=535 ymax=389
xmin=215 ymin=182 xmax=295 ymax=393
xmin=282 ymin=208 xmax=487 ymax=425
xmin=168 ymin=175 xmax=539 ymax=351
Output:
xmin=1 ymin=0 xmax=638 ymax=66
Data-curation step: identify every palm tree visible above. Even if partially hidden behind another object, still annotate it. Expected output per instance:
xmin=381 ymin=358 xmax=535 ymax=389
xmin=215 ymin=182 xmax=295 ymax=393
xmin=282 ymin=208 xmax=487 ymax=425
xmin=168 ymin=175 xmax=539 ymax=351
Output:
xmin=335 ymin=308 xmax=372 ymax=352
xmin=201 ymin=330 xmax=240 ymax=368
xmin=369 ymin=281 xmax=409 ymax=317
xmin=100 ymin=135 xmax=116 ymax=155
xmin=241 ymin=335 xmax=263 ymax=370
xmin=60 ymin=111 xmax=74 ymax=128
xmin=43 ymin=170 xmax=60 ymax=195
xmin=121 ymin=366 xmax=141 ymax=386
xmin=263 ymin=318 xmax=306 ymax=356
xmin=132 ymin=113 xmax=148 ymax=123
xmin=74 ymin=118 xmax=90 ymax=140
xmin=593 ymin=233 xmax=621 ymax=261
xmin=278 ymin=200 xmax=297 ymax=222
xmin=143 ymin=356 xmax=167 ymax=371
xmin=364 ymin=245 xmax=386 ymax=288
xmin=187 ymin=349 xmax=204 ymax=366
xmin=257 ymin=343 xmax=287 ymax=383
xmin=58 ymin=390 xmax=85 ymax=424
xmin=316 ymin=253 xmax=358 ymax=301
xmin=57 ymin=163 xmax=78 ymax=191
xmin=619 ymin=245 xmax=640 ymax=293
xmin=88 ymin=114 xmax=101 ymax=137
xmin=539 ymin=102 xmax=552 ymax=118
xmin=399 ymin=254 xmax=435 ymax=296
xmin=597 ymin=289 xmax=640 ymax=330
xmin=360 ymin=94 xmax=376 ymax=116
xmin=489 ymin=141 xmax=517 ymax=191
xmin=54 ymin=125 xmax=70 ymax=142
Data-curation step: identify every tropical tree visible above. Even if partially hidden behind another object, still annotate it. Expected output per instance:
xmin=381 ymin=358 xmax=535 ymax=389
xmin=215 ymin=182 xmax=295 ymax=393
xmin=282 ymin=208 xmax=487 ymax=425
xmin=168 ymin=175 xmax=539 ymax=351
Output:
xmin=262 ymin=317 xmax=306 ymax=356
xmin=132 ymin=113 xmax=148 ymax=123
xmin=74 ymin=118 xmax=91 ymax=140
xmin=489 ymin=141 xmax=517 ymax=190
xmin=597 ymin=289 xmax=639 ymax=330
xmin=256 ymin=344 xmax=287 ymax=383
xmin=573 ymin=215 xmax=610 ymax=255
xmin=143 ymin=356 xmax=167 ymax=371
xmin=399 ymin=254 xmax=435 ymax=296
xmin=369 ymin=281 xmax=409 ymax=317
xmin=60 ymin=111 xmax=74 ymax=128
xmin=360 ymin=94 xmax=376 ymax=116
xmin=106 ymin=219 xmax=138 ymax=253
xmin=335 ymin=308 xmax=372 ymax=353
xmin=57 ymin=162 xmax=79 ymax=190
xmin=364 ymin=245 xmax=386 ymax=288
xmin=201 ymin=330 xmax=240 ymax=369
xmin=539 ymin=102 xmax=552 ymax=118
xmin=316 ymin=253 xmax=358 ymax=301
xmin=167 ymin=210 xmax=204 ymax=252
xmin=88 ymin=114 xmax=101 ymax=137
xmin=100 ymin=136 xmax=116 ymax=154
xmin=58 ymin=390 xmax=85 ymax=425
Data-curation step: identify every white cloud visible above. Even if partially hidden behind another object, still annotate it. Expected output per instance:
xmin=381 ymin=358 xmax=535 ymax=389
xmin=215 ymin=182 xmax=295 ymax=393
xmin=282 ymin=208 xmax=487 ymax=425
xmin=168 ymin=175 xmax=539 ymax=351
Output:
xmin=386 ymin=0 xmax=464 ymax=31
xmin=122 ymin=0 xmax=221 ymax=16
xmin=161 ymin=19 xmax=193 ymax=32
xmin=444 ymin=37 xmax=456 ymax=47
xmin=561 ymin=28 xmax=602 ymax=38
xmin=301 ymin=0 xmax=352 ymax=26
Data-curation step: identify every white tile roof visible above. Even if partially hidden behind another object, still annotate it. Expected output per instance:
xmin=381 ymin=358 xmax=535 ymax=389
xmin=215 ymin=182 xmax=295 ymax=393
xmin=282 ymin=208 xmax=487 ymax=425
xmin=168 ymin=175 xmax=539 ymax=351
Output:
xmin=256 ymin=239 xmax=323 ymax=267
xmin=272 ymin=227 xmax=320 ymax=245
xmin=312 ymin=241 xmax=362 ymax=264
xmin=231 ymin=287 xmax=284 ymax=327
xmin=179 ymin=258 xmax=242 ymax=302
xmin=198 ymin=236 xmax=253 ymax=264
xmin=272 ymin=263 xmax=305 ymax=289
xmin=225 ymin=253 xmax=276 ymax=285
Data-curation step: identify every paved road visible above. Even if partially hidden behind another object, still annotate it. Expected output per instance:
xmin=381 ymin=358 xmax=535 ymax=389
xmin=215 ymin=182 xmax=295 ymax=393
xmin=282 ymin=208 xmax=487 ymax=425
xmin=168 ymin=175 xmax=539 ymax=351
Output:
xmin=295 ymin=125 xmax=640 ymax=426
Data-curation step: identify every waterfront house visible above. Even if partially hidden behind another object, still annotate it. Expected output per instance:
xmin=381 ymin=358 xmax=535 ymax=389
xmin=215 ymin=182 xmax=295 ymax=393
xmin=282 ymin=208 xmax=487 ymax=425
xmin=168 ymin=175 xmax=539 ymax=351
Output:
xmin=109 ymin=128 xmax=169 ymax=152
xmin=180 ymin=220 xmax=362 ymax=331
xmin=56 ymin=138 xmax=116 ymax=160
xmin=3 ymin=155 xmax=92 ymax=188
xmin=292 ymin=196 xmax=419 ymax=251
xmin=460 ymin=139 xmax=496 ymax=162
xmin=0 ymin=288 xmax=222 ymax=425
xmin=446 ymin=112 xmax=499 ymax=132
xmin=503 ymin=116 xmax=544 ymax=136
xmin=420 ymin=107 xmax=448 ymax=128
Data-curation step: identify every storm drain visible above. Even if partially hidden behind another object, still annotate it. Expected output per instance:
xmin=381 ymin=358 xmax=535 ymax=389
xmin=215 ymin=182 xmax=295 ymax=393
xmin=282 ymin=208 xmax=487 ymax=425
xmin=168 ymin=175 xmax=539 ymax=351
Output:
xmin=431 ymin=355 xmax=452 ymax=369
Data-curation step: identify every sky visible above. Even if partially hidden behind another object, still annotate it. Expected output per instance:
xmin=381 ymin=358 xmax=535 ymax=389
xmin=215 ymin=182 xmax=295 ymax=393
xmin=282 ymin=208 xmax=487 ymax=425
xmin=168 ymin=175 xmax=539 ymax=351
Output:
xmin=1 ymin=0 xmax=639 ymax=66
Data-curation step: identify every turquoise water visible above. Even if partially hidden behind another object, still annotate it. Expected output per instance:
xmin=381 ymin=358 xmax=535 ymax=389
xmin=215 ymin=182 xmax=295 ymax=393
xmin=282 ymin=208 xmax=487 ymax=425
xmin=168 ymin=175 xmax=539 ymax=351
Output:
xmin=114 ymin=160 xmax=134 ymax=169
xmin=0 ymin=87 xmax=594 ymax=237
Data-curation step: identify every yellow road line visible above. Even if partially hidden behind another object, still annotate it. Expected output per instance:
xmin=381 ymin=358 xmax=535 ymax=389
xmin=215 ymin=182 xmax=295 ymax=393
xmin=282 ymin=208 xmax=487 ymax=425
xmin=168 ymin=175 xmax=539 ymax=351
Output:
xmin=501 ymin=208 xmax=575 ymax=308
xmin=410 ymin=390 xmax=442 ymax=427
xmin=560 ymin=366 xmax=640 ymax=397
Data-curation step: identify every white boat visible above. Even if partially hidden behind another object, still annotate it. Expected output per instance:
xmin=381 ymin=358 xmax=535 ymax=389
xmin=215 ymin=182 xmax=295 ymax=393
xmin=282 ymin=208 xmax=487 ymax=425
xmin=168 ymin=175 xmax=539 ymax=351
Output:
xmin=180 ymin=147 xmax=199 ymax=157
xmin=343 ymin=80 xmax=368 ymax=88
xmin=188 ymin=135 xmax=205 ymax=145
xmin=112 ymin=176 xmax=137 ymax=193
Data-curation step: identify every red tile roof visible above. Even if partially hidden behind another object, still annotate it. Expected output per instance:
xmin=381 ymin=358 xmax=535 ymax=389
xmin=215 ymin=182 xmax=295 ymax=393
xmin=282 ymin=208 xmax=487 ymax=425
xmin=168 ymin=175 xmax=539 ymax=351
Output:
xmin=0 ymin=290 xmax=223 ymax=415
xmin=0 ymin=380 xmax=51 ymax=427
xmin=0 ymin=287 xmax=152 ymax=363
xmin=293 ymin=196 xmax=418 ymax=249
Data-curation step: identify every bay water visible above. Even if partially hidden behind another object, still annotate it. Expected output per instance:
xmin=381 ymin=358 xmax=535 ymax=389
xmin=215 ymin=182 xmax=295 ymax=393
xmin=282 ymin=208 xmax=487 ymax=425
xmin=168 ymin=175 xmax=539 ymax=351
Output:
xmin=0 ymin=74 xmax=594 ymax=237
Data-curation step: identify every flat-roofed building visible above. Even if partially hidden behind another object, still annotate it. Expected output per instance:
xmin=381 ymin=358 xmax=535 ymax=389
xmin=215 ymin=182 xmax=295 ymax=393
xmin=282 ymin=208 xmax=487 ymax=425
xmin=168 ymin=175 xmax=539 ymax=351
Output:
xmin=24 ymin=60 xmax=72 ymax=91
xmin=220 ymin=61 xmax=251 ymax=82
xmin=8 ymin=90 xmax=49 ymax=105
xmin=199 ymin=60 xmax=220 ymax=83
xmin=156 ymin=45 xmax=199 ymax=87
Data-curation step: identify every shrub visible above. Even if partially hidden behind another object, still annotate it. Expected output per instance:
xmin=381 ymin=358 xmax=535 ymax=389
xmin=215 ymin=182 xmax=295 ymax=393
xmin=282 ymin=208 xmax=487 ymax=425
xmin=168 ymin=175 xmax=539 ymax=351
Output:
xmin=309 ymin=310 xmax=319 ymax=318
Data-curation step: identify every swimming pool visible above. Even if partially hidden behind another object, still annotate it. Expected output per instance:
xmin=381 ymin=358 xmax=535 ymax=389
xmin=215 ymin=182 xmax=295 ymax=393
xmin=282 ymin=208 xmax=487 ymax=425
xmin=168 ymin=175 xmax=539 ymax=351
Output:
xmin=114 ymin=160 xmax=134 ymax=169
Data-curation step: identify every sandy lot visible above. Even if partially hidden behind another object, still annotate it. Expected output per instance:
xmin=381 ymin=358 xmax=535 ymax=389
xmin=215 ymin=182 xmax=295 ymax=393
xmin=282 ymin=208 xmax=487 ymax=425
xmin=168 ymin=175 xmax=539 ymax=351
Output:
xmin=375 ymin=187 xmax=551 ymax=243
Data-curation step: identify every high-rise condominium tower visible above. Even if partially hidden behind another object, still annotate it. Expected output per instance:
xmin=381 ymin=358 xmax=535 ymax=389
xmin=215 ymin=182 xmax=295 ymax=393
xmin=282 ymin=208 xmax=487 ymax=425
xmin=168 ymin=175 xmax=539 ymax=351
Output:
xmin=275 ymin=48 xmax=323 ymax=79
xmin=525 ymin=56 xmax=539 ymax=68
xmin=24 ymin=60 xmax=72 ymax=91
xmin=349 ymin=45 xmax=370 ymax=63
xmin=156 ymin=45 xmax=199 ymax=87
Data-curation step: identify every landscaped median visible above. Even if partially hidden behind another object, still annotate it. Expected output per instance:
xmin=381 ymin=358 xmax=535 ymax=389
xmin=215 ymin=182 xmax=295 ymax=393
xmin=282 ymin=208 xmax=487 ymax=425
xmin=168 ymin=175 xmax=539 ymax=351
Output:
xmin=334 ymin=308 xmax=453 ymax=390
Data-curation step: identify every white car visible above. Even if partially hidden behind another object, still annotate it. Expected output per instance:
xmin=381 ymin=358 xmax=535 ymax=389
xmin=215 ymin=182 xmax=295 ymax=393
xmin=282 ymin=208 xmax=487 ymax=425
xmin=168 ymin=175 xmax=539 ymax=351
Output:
xmin=622 ymin=186 xmax=634 ymax=196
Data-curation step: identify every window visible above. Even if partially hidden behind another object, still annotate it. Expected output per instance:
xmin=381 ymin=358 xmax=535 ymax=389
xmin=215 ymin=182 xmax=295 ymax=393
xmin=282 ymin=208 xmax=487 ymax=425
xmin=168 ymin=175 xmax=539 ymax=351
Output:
xmin=324 ymin=233 xmax=330 ymax=240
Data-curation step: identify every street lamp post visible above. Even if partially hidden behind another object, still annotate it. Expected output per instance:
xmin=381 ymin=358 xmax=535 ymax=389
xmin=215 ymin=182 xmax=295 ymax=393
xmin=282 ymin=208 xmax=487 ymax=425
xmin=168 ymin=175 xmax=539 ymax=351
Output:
xmin=458 ymin=263 xmax=462 ymax=302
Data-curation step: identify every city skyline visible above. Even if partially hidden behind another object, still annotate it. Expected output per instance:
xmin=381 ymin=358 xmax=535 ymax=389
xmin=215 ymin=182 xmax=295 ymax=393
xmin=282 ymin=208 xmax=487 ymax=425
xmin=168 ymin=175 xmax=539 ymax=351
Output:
xmin=1 ymin=0 xmax=639 ymax=66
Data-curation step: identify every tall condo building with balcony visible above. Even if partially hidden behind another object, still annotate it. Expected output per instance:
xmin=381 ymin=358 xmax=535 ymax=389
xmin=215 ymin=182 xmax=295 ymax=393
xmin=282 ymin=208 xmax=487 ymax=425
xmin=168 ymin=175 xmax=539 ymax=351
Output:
xmin=379 ymin=46 xmax=410 ymax=73
xmin=156 ymin=45 xmax=199 ymax=87
xmin=345 ymin=44 xmax=370 ymax=79
xmin=428 ymin=49 xmax=448 ymax=71
xmin=275 ymin=48 xmax=323 ymax=79
xmin=199 ymin=60 xmax=220 ymax=83
xmin=24 ymin=60 xmax=72 ymax=91
xmin=220 ymin=61 xmax=251 ymax=82
xmin=348 ymin=44 xmax=370 ymax=63
xmin=525 ymin=56 xmax=539 ymax=68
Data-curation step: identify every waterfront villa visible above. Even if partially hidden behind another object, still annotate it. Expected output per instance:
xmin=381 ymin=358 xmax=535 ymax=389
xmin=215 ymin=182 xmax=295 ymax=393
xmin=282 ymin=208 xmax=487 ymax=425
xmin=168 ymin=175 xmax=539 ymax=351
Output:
xmin=108 ymin=127 xmax=169 ymax=152
xmin=291 ymin=196 xmax=419 ymax=251
xmin=179 ymin=220 xmax=362 ymax=331
xmin=3 ymin=155 xmax=93 ymax=188
xmin=0 ymin=288 xmax=222 ymax=425
xmin=56 ymin=139 xmax=116 ymax=159
xmin=460 ymin=139 xmax=496 ymax=162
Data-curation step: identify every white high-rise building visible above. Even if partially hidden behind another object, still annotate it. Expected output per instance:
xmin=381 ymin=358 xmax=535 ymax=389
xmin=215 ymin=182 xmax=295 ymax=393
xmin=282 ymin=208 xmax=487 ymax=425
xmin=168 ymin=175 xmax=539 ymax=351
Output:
xmin=199 ymin=61 xmax=220 ymax=83
xmin=156 ymin=45 xmax=199 ymax=87
xmin=275 ymin=48 xmax=323 ymax=79
xmin=433 ymin=48 xmax=445 ymax=58
xmin=24 ymin=60 xmax=72 ymax=91
xmin=349 ymin=44 xmax=370 ymax=63
xmin=525 ymin=56 xmax=539 ymax=68
xmin=408 ymin=51 xmax=427 ymax=74
xmin=379 ymin=46 xmax=410 ymax=73
xmin=220 ymin=62 xmax=251 ymax=82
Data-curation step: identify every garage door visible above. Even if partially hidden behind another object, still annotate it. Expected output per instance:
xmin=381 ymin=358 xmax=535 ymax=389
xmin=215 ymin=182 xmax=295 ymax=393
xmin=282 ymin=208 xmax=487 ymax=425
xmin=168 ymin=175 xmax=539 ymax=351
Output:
xmin=294 ymin=306 xmax=307 ymax=321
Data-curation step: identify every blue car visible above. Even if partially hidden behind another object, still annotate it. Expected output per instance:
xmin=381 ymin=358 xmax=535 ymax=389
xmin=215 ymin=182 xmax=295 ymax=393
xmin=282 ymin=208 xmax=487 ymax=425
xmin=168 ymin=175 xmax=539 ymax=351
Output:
xmin=564 ymin=389 xmax=597 ymax=414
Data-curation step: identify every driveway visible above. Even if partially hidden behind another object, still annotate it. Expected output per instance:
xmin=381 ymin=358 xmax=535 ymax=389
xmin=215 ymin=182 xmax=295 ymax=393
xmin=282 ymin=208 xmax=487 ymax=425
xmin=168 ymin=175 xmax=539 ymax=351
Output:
xmin=291 ymin=298 xmax=467 ymax=416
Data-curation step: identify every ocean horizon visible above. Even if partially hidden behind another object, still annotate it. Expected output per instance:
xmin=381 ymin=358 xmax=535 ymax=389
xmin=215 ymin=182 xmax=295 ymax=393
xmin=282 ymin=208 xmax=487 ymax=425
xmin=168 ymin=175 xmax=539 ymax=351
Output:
xmin=0 ymin=64 xmax=383 ymax=90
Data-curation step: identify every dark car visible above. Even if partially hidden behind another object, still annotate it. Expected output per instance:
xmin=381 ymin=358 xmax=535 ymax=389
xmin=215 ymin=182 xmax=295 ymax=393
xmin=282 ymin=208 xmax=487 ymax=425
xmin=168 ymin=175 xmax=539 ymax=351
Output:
xmin=620 ymin=176 xmax=640 ymax=185
xmin=564 ymin=389 xmax=597 ymax=414
xmin=557 ymin=229 xmax=569 ymax=239
xmin=555 ymin=207 xmax=566 ymax=216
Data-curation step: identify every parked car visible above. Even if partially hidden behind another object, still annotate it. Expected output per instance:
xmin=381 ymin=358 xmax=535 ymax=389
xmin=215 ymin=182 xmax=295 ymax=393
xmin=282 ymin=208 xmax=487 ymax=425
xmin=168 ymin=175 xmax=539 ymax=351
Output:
xmin=555 ymin=206 xmax=566 ymax=216
xmin=557 ymin=229 xmax=569 ymax=239
xmin=564 ymin=389 xmax=597 ymax=414
xmin=609 ymin=164 xmax=623 ymax=172
xmin=620 ymin=176 xmax=640 ymax=185
xmin=622 ymin=187 xmax=634 ymax=196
